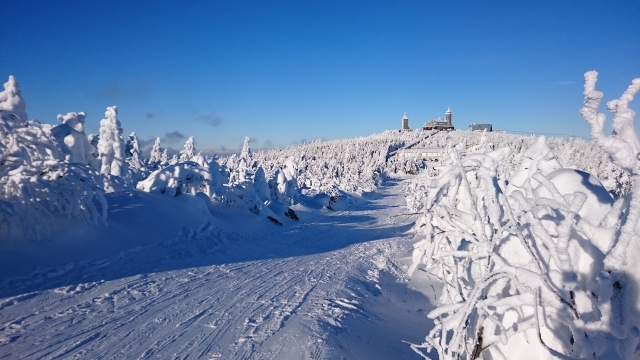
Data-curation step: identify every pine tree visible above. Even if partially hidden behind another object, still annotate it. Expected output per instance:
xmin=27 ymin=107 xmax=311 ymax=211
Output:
xmin=179 ymin=136 xmax=196 ymax=162
xmin=160 ymin=149 xmax=169 ymax=165
xmin=0 ymin=75 xmax=28 ymax=122
xmin=240 ymin=136 xmax=252 ymax=160
xmin=149 ymin=137 xmax=163 ymax=163
xmin=97 ymin=106 xmax=126 ymax=176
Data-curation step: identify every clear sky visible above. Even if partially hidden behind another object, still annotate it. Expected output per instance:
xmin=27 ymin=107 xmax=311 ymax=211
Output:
xmin=3 ymin=1 xmax=639 ymax=153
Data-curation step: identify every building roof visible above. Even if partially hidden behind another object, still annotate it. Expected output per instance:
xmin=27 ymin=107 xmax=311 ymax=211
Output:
xmin=468 ymin=124 xmax=492 ymax=131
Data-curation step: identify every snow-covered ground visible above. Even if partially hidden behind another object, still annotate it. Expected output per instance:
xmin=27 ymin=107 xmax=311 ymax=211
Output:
xmin=2 ymin=71 xmax=640 ymax=359
xmin=0 ymin=177 xmax=435 ymax=359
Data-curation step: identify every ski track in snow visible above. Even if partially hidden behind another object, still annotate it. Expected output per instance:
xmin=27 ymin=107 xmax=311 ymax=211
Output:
xmin=0 ymin=179 xmax=430 ymax=359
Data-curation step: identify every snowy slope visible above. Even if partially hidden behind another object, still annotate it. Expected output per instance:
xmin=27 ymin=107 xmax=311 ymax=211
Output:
xmin=0 ymin=178 xmax=433 ymax=359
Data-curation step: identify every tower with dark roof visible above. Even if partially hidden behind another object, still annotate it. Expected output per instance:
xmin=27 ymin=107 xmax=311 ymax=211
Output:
xmin=401 ymin=112 xmax=410 ymax=130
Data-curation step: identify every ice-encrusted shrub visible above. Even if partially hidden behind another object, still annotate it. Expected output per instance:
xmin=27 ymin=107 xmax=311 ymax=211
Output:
xmin=407 ymin=72 xmax=640 ymax=359
xmin=417 ymin=129 xmax=631 ymax=199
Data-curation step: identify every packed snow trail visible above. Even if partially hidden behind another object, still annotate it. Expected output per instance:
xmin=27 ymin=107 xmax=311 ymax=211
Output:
xmin=0 ymin=179 xmax=436 ymax=359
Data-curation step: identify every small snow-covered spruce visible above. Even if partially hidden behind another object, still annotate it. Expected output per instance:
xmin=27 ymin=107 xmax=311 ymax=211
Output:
xmin=406 ymin=73 xmax=640 ymax=359
xmin=97 ymin=106 xmax=127 ymax=177
xmin=240 ymin=136 xmax=252 ymax=160
xmin=125 ymin=132 xmax=147 ymax=184
xmin=179 ymin=136 xmax=196 ymax=162
xmin=149 ymin=137 xmax=163 ymax=164
xmin=0 ymin=75 xmax=28 ymax=122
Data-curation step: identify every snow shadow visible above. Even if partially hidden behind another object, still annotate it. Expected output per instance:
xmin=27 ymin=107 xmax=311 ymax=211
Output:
xmin=320 ymin=270 xmax=437 ymax=359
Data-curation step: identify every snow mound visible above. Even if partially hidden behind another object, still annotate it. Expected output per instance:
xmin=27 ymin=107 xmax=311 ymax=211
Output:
xmin=535 ymin=168 xmax=613 ymax=226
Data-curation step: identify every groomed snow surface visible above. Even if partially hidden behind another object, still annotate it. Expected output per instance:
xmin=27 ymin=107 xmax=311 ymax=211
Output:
xmin=0 ymin=178 xmax=436 ymax=359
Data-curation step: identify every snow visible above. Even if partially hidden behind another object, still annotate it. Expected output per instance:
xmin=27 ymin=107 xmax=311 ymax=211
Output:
xmin=0 ymin=178 xmax=431 ymax=359
xmin=2 ymin=72 xmax=640 ymax=359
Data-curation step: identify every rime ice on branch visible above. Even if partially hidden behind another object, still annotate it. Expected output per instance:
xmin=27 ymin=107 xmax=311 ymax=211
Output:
xmin=580 ymin=71 xmax=640 ymax=270
xmin=580 ymin=70 xmax=640 ymax=174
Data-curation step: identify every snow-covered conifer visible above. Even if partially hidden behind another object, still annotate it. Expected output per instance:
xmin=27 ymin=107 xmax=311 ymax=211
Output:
xmin=124 ymin=132 xmax=146 ymax=184
xmin=254 ymin=167 xmax=271 ymax=203
xmin=179 ymin=136 xmax=196 ymax=162
xmin=240 ymin=136 xmax=252 ymax=160
xmin=149 ymin=137 xmax=163 ymax=164
xmin=160 ymin=149 xmax=169 ymax=165
xmin=97 ymin=106 xmax=126 ymax=177
xmin=0 ymin=75 xmax=27 ymax=122
xmin=51 ymin=111 xmax=98 ymax=167
xmin=125 ymin=132 xmax=141 ymax=159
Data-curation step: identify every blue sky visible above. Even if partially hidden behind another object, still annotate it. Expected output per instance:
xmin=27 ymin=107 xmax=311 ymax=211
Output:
xmin=3 ymin=1 xmax=639 ymax=153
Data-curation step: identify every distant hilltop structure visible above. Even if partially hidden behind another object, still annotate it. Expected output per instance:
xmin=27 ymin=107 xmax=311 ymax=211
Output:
xmin=468 ymin=123 xmax=492 ymax=132
xmin=423 ymin=108 xmax=454 ymax=131
xmin=401 ymin=112 xmax=410 ymax=131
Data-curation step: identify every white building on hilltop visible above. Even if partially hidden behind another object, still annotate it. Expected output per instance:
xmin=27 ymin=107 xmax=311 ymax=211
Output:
xmin=423 ymin=108 xmax=454 ymax=131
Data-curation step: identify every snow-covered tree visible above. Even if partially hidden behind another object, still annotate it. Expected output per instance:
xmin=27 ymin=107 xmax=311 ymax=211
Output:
xmin=254 ymin=166 xmax=271 ymax=203
xmin=136 ymin=162 xmax=212 ymax=197
xmin=149 ymin=137 xmax=163 ymax=164
xmin=124 ymin=132 xmax=146 ymax=184
xmin=125 ymin=131 xmax=141 ymax=159
xmin=0 ymin=75 xmax=27 ymax=122
xmin=240 ymin=136 xmax=252 ymax=160
xmin=160 ymin=148 xmax=169 ymax=165
xmin=0 ymin=108 xmax=107 ymax=239
xmin=50 ymin=111 xmax=99 ymax=168
xmin=179 ymin=136 xmax=196 ymax=162
xmin=97 ymin=106 xmax=126 ymax=177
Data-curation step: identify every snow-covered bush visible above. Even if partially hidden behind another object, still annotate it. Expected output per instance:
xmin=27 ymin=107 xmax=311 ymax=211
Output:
xmin=407 ymin=72 xmax=640 ymax=359
xmin=136 ymin=161 xmax=212 ymax=197
xmin=415 ymin=130 xmax=631 ymax=199
xmin=0 ymin=107 xmax=107 ymax=239
xmin=50 ymin=111 xmax=100 ymax=168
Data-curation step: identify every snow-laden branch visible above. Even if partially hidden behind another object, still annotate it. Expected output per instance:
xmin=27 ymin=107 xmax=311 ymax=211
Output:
xmin=580 ymin=70 xmax=640 ymax=174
